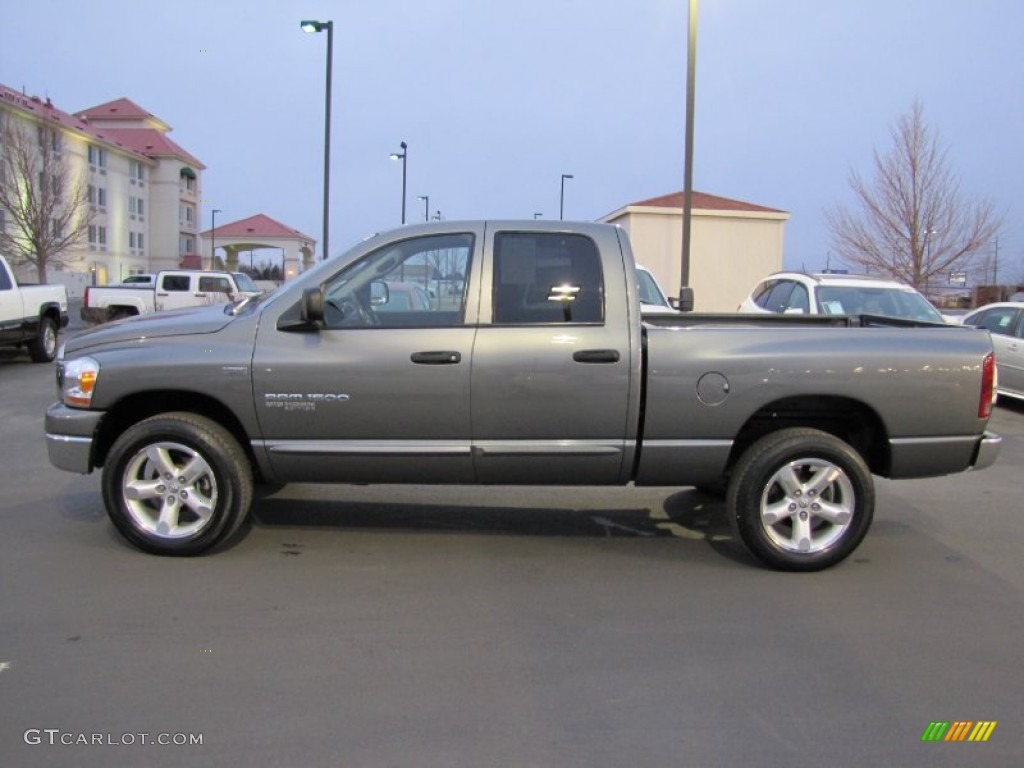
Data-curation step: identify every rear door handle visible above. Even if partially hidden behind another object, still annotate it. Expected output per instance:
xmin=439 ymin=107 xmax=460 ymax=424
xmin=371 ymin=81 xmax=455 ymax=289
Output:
xmin=411 ymin=351 xmax=462 ymax=365
xmin=572 ymin=349 xmax=621 ymax=364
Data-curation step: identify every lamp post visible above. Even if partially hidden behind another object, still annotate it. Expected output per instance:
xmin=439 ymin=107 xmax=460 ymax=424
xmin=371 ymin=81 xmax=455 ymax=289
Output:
xmin=390 ymin=141 xmax=408 ymax=224
xmin=678 ymin=0 xmax=698 ymax=311
xmin=534 ymin=212 xmax=543 ymax=219
xmin=300 ymin=19 xmax=333 ymax=261
xmin=210 ymin=208 xmax=221 ymax=270
xmin=560 ymin=174 xmax=573 ymax=220
xmin=417 ymin=194 xmax=429 ymax=222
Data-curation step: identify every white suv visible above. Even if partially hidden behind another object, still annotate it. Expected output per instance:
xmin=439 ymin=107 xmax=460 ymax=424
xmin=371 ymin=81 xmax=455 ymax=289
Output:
xmin=739 ymin=272 xmax=946 ymax=323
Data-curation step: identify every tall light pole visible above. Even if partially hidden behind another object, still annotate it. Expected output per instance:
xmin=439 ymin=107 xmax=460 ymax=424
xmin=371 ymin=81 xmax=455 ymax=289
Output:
xmin=560 ymin=174 xmax=573 ymax=220
xmin=210 ymin=208 xmax=221 ymax=270
xmin=301 ymin=19 xmax=333 ymax=261
xmin=417 ymin=194 xmax=429 ymax=222
xmin=390 ymin=141 xmax=408 ymax=224
xmin=678 ymin=0 xmax=698 ymax=311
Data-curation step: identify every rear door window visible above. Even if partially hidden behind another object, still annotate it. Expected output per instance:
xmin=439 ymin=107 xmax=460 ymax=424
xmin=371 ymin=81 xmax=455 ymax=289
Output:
xmin=492 ymin=232 xmax=604 ymax=324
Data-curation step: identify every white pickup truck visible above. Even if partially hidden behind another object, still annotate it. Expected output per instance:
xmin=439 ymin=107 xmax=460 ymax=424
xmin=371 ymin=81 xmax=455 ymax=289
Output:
xmin=0 ymin=254 xmax=69 ymax=362
xmin=80 ymin=270 xmax=262 ymax=324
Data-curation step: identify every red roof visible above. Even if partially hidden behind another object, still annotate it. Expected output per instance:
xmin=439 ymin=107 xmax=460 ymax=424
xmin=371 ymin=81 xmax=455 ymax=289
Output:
xmin=201 ymin=213 xmax=315 ymax=243
xmin=96 ymin=128 xmax=204 ymax=169
xmin=0 ymin=83 xmax=201 ymax=168
xmin=630 ymin=190 xmax=786 ymax=214
xmin=0 ymin=83 xmax=150 ymax=161
xmin=76 ymin=97 xmax=161 ymax=124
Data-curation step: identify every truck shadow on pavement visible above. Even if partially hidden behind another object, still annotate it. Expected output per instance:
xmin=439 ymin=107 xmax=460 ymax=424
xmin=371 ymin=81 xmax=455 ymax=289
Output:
xmin=249 ymin=488 xmax=755 ymax=566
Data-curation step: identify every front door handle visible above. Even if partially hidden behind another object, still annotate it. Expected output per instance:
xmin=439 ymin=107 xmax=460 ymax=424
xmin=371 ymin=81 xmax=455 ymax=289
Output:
xmin=411 ymin=351 xmax=462 ymax=365
xmin=572 ymin=349 xmax=621 ymax=364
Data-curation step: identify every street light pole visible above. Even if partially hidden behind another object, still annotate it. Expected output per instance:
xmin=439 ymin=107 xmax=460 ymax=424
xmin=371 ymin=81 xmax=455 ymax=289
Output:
xmin=390 ymin=142 xmax=408 ymax=224
xmin=417 ymin=194 xmax=429 ymax=222
xmin=678 ymin=0 xmax=698 ymax=311
xmin=560 ymin=174 xmax=573 ymax=220
xmin=300 ymin=19 xmax=334 ymax=261
xmin=210 ymin=208 xmax=221 ymax=270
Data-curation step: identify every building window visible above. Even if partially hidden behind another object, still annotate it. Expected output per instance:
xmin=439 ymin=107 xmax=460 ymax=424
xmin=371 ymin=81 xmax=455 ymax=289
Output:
xmin=88 ymin=185 xmax=96 ymax=204
xmin=129 ymin=232 xmax=136 ymax=249
xmin=88 ymin=225 xmax=97 ymax=245
xmin=138 ymin=233 xmax=144 ymax=251
xmin=97 ymin=226 xmax=107 ymax=246
xmin=88 ymin=145 xmax=107 ymax=168
xmin=97 ymin=188 xmax=107 ymax=208
xmin=137 ymin=198 xmax=144 ymax=217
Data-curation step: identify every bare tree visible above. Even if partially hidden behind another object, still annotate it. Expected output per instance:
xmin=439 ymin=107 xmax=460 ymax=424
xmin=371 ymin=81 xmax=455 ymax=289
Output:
xmin=826 ymin=101 xmax=1001 ymax=292
xmin=0 ymin=116 xmax=93 ymax=282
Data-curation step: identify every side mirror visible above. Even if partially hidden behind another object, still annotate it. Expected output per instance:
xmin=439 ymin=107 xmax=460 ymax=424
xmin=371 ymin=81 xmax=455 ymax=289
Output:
xmin=300 ymin=286 xmax=325 ymax=325
xmin=369 ymin=279 xmax=390 ymax=306
xmin=670 ymin=287 xmax=695 ymax=312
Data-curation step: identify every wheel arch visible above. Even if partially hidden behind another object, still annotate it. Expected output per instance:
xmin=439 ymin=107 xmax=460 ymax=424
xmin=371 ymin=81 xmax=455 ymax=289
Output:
xmin=727 ymin=395 xmax=890 ymax=476
xmin=93 ymin=391 xmax=262 ymax=479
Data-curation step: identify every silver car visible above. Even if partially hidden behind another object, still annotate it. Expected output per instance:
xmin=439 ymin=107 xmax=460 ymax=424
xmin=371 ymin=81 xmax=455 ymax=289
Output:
xmin=961 ymin=302 xmax=1024 ymax=401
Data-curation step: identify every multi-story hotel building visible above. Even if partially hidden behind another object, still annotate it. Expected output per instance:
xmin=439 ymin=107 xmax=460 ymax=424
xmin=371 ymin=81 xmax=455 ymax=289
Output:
xmin=0 ymin=83 xmax=204 ymax=290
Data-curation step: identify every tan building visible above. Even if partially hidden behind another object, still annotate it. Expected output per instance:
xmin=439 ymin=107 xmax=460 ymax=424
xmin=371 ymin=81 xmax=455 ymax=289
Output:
xmin=601 ymin=190 xmax=789 ymax=311
xmin=0 ymin=84 xmax=204 ymax=293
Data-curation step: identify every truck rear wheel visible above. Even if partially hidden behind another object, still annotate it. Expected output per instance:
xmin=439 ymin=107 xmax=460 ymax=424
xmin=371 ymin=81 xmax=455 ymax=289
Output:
xmin=102 ymin=413 xmax=253 ymax=556
xmin=727 ymin=428 xmax=874 ymax=571
xmin=28 ymin=316 xmax=58 ymax=363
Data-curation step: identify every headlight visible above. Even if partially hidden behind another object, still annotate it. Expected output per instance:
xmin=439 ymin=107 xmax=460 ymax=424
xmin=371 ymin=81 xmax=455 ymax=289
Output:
xmin=61 ymin=357 xmax=100 ymax=408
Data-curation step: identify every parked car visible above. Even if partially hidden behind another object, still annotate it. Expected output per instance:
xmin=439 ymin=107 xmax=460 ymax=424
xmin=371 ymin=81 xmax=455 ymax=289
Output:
xmin=739 ymin=272 xmax=947 ymax=324
xmin=0 ymin=253 xmax=69 ymax=362
xmin=961 ymin=302 xmax=1024 ymax=401
xmin=636 ymin=266 xmax=677 ymax=314
xmin=81 ymin=270 xmax=262 ymax=323
xmin=119 ymin=274 xmax=155 ymax=286
xmin=373 ymin=281 xmax=435 ymax=312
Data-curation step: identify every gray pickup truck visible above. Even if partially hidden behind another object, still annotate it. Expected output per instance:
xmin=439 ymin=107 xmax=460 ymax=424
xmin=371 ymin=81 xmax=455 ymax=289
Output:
xmin=45 ymin=221 xmax=1001 ymax=570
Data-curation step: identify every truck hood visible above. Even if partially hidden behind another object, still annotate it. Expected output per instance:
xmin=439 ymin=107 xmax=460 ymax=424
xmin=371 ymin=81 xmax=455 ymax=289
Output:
xmin=62 ymin=304 xmax=235 ymax=355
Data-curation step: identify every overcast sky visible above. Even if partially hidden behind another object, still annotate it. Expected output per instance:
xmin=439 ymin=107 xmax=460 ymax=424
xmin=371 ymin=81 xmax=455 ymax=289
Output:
xmin=2 ymin=0 xmax=1021 ymax=278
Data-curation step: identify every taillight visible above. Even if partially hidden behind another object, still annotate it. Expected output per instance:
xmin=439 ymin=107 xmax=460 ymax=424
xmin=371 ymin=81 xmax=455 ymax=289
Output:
xmin=83 ymin=286 xmax=90 ymax=307
xmin=979 ymin=353 xmax=995 ymax=419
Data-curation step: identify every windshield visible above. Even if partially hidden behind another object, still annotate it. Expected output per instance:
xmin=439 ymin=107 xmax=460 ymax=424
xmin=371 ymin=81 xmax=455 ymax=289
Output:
xmin=816 ymin=285 xmax=944 ymax=322
xmin=232 ymin=273 xmax=260 ymax=292
xmin=637 ymin=269 xmax=669 ymax=307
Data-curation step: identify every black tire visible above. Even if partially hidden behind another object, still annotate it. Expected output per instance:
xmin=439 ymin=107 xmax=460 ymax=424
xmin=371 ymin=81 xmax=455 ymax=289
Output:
xmin=28 ymin=316 xmax=58 ymax=363
xmin=726 ymin=428 xmax=874 ymax=571
xmin=102 ymin=413 xmax=253 ymax=556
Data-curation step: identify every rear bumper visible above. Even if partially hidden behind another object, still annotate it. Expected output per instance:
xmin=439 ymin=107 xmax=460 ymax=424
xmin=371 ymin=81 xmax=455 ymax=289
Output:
xmin=887 ymin=432 xmax=1001 ymax=478
xmin=970 ymin=431 xmax=1002 ymax=471
xmin=45 ymin=402 xmax=104 ymax=474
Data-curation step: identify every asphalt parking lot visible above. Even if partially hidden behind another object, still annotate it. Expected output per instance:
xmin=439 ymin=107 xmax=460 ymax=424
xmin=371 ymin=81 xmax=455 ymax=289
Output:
xmin=1 ymin=339 xmax=1022 ymax=767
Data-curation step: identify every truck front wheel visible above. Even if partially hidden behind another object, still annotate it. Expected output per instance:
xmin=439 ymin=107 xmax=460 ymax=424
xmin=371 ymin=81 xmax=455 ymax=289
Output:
xmin=102 ymin=413 xmax=253 ymax=556
xmin=727 ymin=428 xmax=874 ymax=571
